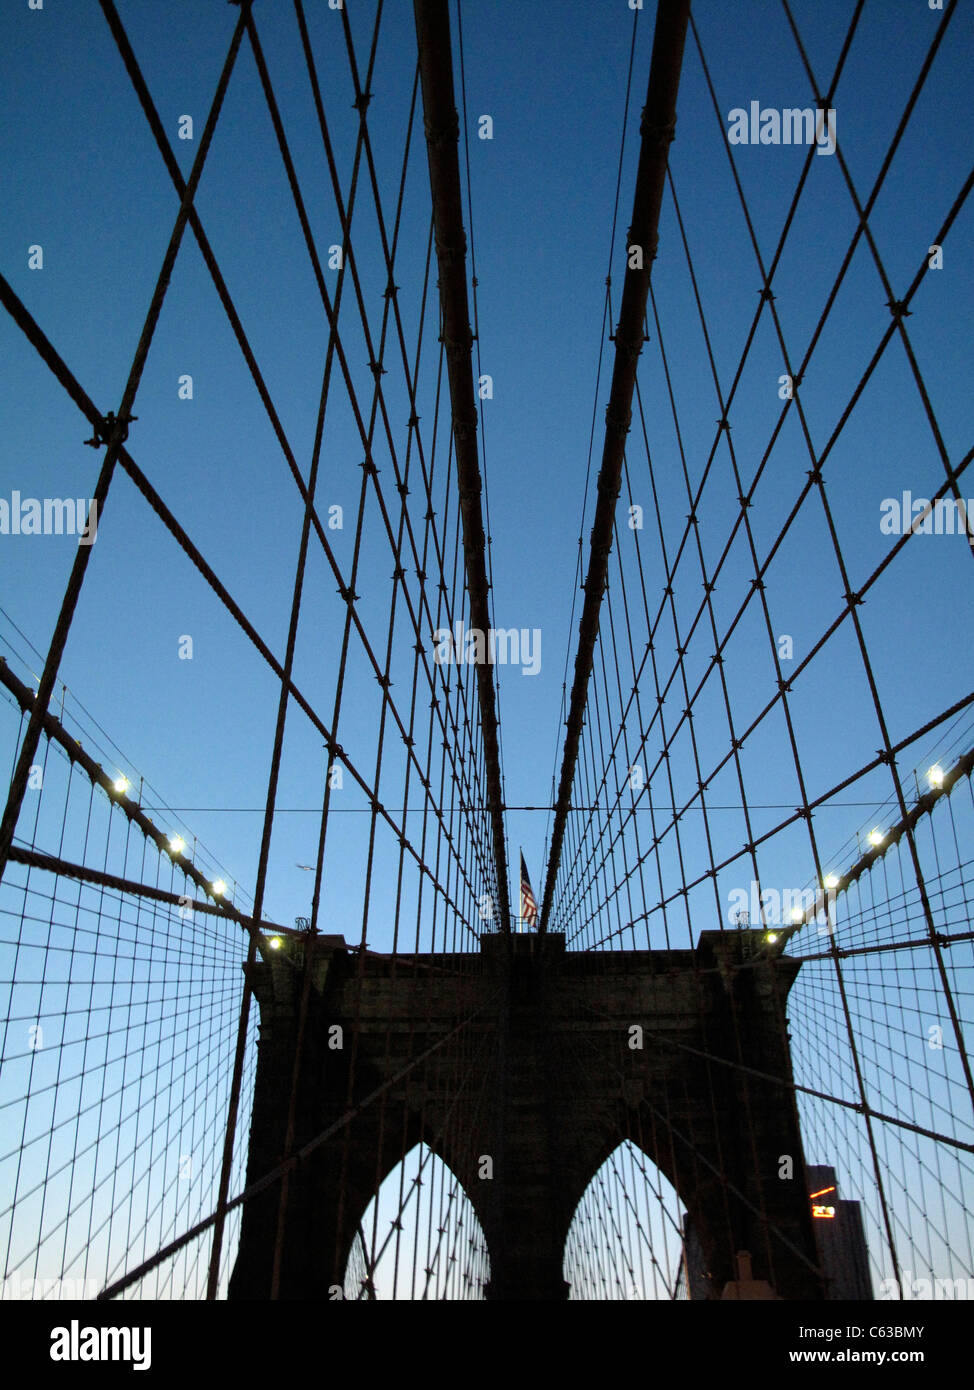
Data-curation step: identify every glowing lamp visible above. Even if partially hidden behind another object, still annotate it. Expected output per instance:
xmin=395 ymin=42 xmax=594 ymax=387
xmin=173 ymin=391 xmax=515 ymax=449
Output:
xmin=169 ymin=835 xmax=186 ymax=855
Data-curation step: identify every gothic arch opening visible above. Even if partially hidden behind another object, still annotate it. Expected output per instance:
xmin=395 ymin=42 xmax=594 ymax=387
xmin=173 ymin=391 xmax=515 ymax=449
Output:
xmin=564 ymin=1140 xmax=686 ymax=1300
xmin=342 ymin=1142 xmax=490 ymax=1299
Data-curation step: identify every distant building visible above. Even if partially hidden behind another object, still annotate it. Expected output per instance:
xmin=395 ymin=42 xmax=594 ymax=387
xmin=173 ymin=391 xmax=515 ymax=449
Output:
xmin=674 ymin=1164 xmax=872 ymax=1299
xmin=806 ymin=1164 xmax=873 ymax=1300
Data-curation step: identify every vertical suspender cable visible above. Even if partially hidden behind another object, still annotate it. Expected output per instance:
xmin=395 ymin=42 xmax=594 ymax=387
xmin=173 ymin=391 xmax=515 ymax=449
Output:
xmin=540 ymin=0 xmax=691 ymax=932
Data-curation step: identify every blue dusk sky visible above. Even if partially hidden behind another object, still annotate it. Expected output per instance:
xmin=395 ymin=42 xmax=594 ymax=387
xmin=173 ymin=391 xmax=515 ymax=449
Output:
xmin=1 ymin=1 xmax=972 ymax=940
xmin=1 ymin=0 xmax=973 ymax=1298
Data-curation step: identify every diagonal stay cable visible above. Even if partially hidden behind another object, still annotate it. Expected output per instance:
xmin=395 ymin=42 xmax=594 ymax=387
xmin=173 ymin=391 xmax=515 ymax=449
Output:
xmin=94 ymin=992 xmax=496 ymax=1301
xmin=0 ymin=1 xmax=252 ymax=882
xmin=98 ymin=0 xmax=495 ymax=913
xmin=549 ymin=0 xmax=971 ymax=935
xmin=0 ymin=275 xmax=485 ymax=937
xmin=584 ymin=689 xmax=974 ymax=949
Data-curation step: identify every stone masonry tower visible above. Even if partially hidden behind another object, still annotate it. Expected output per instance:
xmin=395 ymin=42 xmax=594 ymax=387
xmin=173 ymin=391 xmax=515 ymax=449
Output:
xmin=229 ymin=927 xmax=824 ymax=1300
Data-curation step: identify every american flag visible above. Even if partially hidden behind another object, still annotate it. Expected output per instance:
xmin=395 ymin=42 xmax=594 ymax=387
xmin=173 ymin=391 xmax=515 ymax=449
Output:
xmin=520 ymin=852 xmax=538 ymax=930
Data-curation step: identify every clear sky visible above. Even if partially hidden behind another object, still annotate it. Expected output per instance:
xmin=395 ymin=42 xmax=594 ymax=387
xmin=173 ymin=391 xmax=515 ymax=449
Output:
xmin=1 ymin=0 xmax=973 ymax=1299
xmin=1 ymin=0 xmax=972 ymax=935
